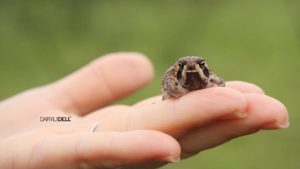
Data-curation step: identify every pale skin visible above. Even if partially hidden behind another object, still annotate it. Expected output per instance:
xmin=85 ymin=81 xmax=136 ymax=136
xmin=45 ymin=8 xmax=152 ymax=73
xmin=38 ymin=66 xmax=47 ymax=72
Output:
xmin=0 ymin=52 xmax=289 ymax=169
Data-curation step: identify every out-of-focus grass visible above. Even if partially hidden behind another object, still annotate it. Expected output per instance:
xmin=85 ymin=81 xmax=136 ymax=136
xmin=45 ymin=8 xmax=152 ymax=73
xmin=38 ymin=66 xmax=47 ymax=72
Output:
xmin=0 ymin=0 xmax=299 ymax=169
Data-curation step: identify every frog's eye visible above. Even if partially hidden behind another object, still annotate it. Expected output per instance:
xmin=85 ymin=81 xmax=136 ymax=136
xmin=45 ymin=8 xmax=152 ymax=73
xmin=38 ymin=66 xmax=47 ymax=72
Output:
xmin=176 ymin=61 xmax=184 ymax=80
xmin=199 ymin=62 xmax=206 ymax=68
xmin=178 ymin=62 xmax=184 ymax=67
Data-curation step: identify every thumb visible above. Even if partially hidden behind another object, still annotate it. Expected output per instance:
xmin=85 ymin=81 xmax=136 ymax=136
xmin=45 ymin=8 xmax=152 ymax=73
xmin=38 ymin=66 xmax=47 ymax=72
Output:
xmin=0 ymin=129 xmax=180 ymax=169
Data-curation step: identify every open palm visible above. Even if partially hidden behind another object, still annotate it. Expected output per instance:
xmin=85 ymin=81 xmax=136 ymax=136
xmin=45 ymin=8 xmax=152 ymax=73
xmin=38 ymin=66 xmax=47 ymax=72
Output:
xmin=0 ymin=52 xmax=288 ymax=169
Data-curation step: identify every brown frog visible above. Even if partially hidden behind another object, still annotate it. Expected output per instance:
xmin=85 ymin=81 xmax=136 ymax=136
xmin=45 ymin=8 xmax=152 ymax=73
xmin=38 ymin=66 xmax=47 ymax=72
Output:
xmin=161 ymin=56 xmax=225 ymax=100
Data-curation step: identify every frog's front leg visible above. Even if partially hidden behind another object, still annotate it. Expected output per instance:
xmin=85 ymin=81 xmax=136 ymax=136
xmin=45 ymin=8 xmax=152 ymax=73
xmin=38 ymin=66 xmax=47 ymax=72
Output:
xmin=162 ymin=77 xmax=188 ymax=100
xmin=206 ymin=74 xmax=225 ymax=87
xmin=215 ymin=75 xmax=225 ymax=87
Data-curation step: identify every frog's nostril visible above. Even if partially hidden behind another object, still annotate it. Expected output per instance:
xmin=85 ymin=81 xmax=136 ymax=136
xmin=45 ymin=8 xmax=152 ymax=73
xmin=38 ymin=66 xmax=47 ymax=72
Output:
xmin=187 ymin=64 xmax=195 ymax=70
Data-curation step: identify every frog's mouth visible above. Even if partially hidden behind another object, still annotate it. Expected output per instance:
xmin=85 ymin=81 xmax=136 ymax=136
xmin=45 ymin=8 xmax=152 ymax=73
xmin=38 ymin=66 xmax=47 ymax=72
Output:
xmin=183 ymin=64 xmax=207 ymax=81
xmin=186 ymin=64 xmax=207 ymax=80
xmin=186 ymin=70 xmax=198 ymax=73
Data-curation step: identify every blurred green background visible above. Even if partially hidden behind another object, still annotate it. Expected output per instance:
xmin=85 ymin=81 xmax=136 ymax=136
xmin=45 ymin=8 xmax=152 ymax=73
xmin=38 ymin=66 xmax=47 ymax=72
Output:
xmin=0 ymin=0 xmax=299 ymax=168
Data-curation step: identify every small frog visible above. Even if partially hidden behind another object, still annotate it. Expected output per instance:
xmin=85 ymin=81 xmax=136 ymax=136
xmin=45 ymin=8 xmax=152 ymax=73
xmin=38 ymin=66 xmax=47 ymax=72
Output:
xmin=161 ymin=56 xmax=225 ymax=100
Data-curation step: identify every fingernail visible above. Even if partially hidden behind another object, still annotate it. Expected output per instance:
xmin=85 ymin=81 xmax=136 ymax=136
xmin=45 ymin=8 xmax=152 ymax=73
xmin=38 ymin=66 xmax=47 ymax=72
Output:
xmin=262 ymin=121 xmax=290 ymax=129
xmin=161 ymin=156 xmax=181 ymax=163
xmin=221 ymin=112 xmax=248 ymax=120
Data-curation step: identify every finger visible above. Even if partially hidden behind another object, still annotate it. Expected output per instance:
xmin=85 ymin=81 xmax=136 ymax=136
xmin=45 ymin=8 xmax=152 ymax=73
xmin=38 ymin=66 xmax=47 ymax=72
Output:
xmin=225 ymin=81 xmax=265 ymax=94
xmin=46 ymin=52 xmax=154 ymax=115
xmin=77 ymin=88 xmax=247 ymax=136
xmin=0 ymin=130 xmax=180 ymax=169
xmin=179 ymin=93 xmax=289 ymax=157
xmin=133 ymin=95 xmax=161 ymax=108
xmin=127 ymin=87 xmax=247 ymax=136
xmin=133 ymin=81 xmax=264 ymax=108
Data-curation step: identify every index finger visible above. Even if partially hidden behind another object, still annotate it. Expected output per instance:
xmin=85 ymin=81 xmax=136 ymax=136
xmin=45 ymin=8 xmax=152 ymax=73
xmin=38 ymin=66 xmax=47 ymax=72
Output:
xmin=126 ymin=87 xmax=247 ymax=136
xmin=134 ymin=81 xmax=264 ymax=107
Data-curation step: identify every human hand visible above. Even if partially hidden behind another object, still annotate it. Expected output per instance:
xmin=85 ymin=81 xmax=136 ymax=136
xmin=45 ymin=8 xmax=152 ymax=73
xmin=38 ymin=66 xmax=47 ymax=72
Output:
xmin=0 ymin=52 xmax=289 ymax=169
